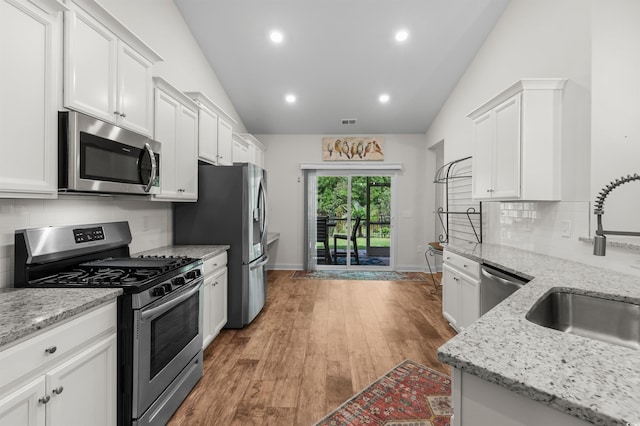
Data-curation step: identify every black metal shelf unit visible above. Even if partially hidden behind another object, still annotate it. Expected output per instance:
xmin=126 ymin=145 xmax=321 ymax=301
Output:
xmin=425 ymin=156 xmax=482 ymax=293
xmin=433 ymin=156 xmax=482 ymax=244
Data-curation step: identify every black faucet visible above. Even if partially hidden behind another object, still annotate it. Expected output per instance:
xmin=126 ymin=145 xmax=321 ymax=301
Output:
xmin=593 ymin=173 xmax=640 ymax=256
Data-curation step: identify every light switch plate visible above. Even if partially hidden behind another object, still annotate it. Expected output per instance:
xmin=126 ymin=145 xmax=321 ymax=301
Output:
xmin=561 ymin=220 xmax=572 ymax=238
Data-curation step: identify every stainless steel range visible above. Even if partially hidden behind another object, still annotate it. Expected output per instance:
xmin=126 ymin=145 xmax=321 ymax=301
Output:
xmin=14 ymin=221 xmax=203 ymax=426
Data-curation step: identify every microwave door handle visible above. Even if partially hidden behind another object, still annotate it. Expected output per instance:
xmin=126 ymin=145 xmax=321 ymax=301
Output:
xmin=143 ymin=142 xmax=157 ymax=193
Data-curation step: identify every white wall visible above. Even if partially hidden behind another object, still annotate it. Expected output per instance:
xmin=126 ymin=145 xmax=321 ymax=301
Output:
xmin=425 ymin=0 xmax=640 ymax=274
xmin=98 ymin=0 xmax=246 ymax=131
xmin=426 ymin=0 xmax=591 ymax=164
xmin=591 ymin=0 xmax=640 ymax=239
xmin=258 ymin=134 xmax=434 ymax=271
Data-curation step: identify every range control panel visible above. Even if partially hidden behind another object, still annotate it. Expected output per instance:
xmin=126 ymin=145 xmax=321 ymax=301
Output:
xmin=73 ymin=226 xmax=105 ymax=243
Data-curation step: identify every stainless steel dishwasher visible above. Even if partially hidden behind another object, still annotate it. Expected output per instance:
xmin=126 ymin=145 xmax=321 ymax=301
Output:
xmin=480 ymin=264 xmax=530 ymax=315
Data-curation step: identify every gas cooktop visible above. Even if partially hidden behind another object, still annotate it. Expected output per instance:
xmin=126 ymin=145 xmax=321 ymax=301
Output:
xmin=29 ymin=255 xmax=198 ymax=289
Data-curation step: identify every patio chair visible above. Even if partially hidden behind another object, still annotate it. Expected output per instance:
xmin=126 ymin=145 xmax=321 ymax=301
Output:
xmin=333 ymin=217 xmax=361 ymax=265
xmin=316 ymin=216 xmax=332 ymax=265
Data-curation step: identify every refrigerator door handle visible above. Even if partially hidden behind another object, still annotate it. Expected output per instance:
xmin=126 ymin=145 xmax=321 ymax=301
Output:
xmin=258 ymin=176 xmax=268 ymax=234
xmin=250 ymin=255 xmax=270 ymax=270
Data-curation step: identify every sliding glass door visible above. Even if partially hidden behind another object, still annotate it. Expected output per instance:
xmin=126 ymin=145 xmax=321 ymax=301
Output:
xmin=309 ymin=171 xmax=394 ymax=270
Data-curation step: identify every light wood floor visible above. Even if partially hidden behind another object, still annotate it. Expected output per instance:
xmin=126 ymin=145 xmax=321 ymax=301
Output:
xmin=168 ymin=270 xmax=455 ymax=426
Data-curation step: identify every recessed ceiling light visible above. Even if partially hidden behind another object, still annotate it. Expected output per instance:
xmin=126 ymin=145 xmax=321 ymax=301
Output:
xmin=379 ymin=94 xmax=390 ymax=103
xmin=285 ymin=94 xmax=296 ymax=103
xmin=270 ymin=30 xmax=284 ymax=44
xmin=395 ymin=30 xmax=409 ymax=42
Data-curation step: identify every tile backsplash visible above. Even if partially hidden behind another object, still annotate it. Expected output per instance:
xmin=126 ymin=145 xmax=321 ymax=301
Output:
xmin=0 ymin=197 xmax=172 ymax=288
xmin=483 ymin=201 xmax=640 ymax=277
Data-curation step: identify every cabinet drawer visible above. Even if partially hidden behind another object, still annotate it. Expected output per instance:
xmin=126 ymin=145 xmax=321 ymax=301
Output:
xmin=0 ymin=301 xmax=116 ymax=390
xmin=443 ymin=249 xmax=479 ymax=280
xmin=203 ymin=251 xmax=227 ymax=276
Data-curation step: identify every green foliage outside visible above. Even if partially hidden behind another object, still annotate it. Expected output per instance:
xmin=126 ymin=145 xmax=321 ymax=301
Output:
xmin=317 ymin=176 xmax=391 ymax=246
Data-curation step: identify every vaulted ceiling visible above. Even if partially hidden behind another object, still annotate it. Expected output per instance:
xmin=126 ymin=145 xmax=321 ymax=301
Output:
xmin=174 ymin=0 xmax=510 ymax=134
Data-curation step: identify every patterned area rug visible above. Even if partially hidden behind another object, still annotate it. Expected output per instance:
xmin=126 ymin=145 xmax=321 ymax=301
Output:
xmin=291 ymin=270 xmax=429 ymax=281
xmin=315 ymin=359 xmax=452 ymax=425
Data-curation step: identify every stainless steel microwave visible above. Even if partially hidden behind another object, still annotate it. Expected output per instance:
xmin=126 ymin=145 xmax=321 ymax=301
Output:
xmin=58 ymin=111 xmax=161 ymax=195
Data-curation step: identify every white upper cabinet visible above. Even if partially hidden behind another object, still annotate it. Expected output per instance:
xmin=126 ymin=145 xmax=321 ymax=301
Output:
xmin=185 ymin=92 xmax=237 ymax=166
xmin=63 ymin=0 xmax=162 ymax=137
xmin=468 ymin=79 xmax=567 ymax=201
xmin=232 ymin=134 xmax=249 ymax=163
xmin=0 ymin=0 xmax=65 ymax=199
xmin=217 ymin=118 xmax=233 ymax=165
xmin=196 ymin=104 xmax=219 ymax=164
xmin=239 ymin=134 xmax=266 ymax=169
xmin=153 ymin=78 xmax=199 ymax=202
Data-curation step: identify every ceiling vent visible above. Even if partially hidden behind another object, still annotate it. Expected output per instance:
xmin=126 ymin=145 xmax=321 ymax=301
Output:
xmin=341 ymin=118 xmax=357 ymax=125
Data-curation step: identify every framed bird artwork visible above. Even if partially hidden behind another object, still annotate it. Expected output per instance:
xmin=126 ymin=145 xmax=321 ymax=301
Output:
xmin=322 ymin=137 xmax=384 ymax=161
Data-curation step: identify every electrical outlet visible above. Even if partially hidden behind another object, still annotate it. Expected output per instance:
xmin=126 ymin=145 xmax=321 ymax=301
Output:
xmin=561 ymin=220 xmax=572 ymax=238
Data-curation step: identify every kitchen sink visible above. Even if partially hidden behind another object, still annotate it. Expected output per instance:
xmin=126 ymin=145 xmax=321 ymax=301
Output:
xmin=526 ymin=290 xmax=640 ymax=350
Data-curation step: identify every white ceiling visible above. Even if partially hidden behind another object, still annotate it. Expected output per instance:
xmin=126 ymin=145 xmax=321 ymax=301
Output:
xmin=174 ymin=0 xmax=510 ymax=135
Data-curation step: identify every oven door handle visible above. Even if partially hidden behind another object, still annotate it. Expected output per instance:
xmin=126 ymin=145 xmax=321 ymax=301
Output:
xmin=141 ymin=279 xmax=202 ymax=321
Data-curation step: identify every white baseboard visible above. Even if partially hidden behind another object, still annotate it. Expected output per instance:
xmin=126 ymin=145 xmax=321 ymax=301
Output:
xmin=267 ymin=264 xmax=442 ymax=273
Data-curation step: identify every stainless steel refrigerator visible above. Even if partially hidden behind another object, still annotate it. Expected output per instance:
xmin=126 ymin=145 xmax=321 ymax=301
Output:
xmin=173 ymin=163 xmax=268 ymax=328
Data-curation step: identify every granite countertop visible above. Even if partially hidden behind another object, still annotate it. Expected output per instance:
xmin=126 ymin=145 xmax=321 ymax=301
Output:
xmin=135 ymin=244 xmax=229 ymax=260
xmin=438 ymin=242 xmax=640 ymax=426
xmin=0 ymin=288 xmax=122 ymax=349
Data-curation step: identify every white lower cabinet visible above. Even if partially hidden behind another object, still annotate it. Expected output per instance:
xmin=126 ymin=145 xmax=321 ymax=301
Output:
xmin=442 ymin=250 xmax=480 ymax=332
xmin=0 ymin=302 xmax=117 ymax=426
xmin=0 ymin=377 xmax=45 ymax=426
xmin=451 ymin=369 xmax=591 ymax=426
xmin=202 ymin=251 xmax=228 ymax=349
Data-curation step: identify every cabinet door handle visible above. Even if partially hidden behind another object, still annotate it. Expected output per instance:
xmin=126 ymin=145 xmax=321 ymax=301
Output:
xmin=39 ymin=395 xmax=51 ymax=404
xmin=52 ymin=386 xmax=64 ymax=395
xmin=463 ymin=264 xmax=468 ymax=268
xmin=453 ymin=277 xmax=459 ymax=281
xmin=213 ymin=281 xmax=218 ymax=286
xmin=45 ymin=346 xmax=57 ymax=354
xmin=120 ymin=112 xmax=126 ymax=118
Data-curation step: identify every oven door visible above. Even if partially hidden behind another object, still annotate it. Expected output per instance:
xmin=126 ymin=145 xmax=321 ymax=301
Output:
xmin=132 ymin=278 xmax=203 ymax=418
